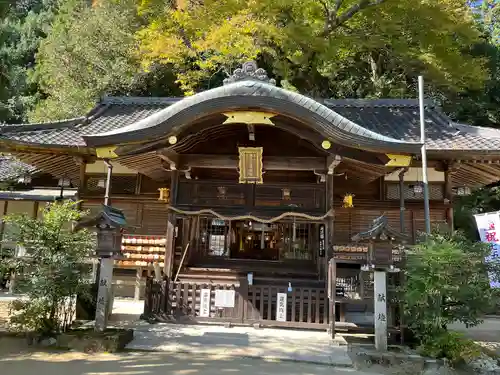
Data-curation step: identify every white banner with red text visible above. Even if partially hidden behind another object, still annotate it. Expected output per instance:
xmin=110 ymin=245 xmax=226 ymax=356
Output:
xmin=474 ymin=211 xmax=500 ymax=288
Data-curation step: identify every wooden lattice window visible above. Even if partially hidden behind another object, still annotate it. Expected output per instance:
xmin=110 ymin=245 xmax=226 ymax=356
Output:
xmin=177 ymin=181 xmax=246 ymax=206
xmin=254 ymin=185 xmax=324 ymax=210
xmin=386 ymin=182 xmax=444 ymax=201
xmin=140 ymin=175 xmax=167 ymax=194
xmin=85 ymin=175 xmax=137 ymax=195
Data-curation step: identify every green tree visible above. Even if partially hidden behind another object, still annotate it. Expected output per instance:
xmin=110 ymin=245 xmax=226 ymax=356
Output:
xmin=30 ymin=0 xmax=182 ymax=121
xmin=403 ymin=231 xmax=500 ymax=360
xmin=0 ymin=0 xmax=58 ymax=123
xmin=30 ymin=0 xmax=140 ymax=121
xmin=2 ymin=201 xmax=94 ymax=335
xmin=443 ymin=0 xmax=500 ymax=127
xmin=137 ymin=0 xmax=487 ymax=97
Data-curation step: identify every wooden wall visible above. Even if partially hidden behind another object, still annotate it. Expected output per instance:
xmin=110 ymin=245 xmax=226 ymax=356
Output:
xmin=80 ymin=195 xmax=448 ymax=243
xmin=333 ymin=201 xmax=447 ymax=243
xmin=81 ymin=198 xmax=169 ymax=236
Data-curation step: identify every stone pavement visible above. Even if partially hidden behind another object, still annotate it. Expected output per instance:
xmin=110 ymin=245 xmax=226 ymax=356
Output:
xmin=1 ymin=349 xmax=385 ymax=375
xmin=126 ymin=323 xmax=353 ymax=367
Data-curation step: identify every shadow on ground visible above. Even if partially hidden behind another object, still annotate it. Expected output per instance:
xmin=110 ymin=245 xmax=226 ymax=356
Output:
xmin=0 ymin=340 xmax=381 ymax=375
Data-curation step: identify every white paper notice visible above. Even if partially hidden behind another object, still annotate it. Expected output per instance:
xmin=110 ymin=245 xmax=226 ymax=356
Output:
xmin=214 ymin=289 xmax=235 ymax=308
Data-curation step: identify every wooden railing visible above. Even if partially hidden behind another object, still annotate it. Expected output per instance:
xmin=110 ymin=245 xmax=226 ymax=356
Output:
xmin=143 ymin=274 xmax=402 ymax=329
xmin=143 ymin=278 xmax=330 ymax=328
xmin=246 ymin=285 xmax=328 ymax=328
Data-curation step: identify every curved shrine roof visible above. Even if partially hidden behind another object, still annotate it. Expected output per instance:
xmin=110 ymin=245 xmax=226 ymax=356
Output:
xmin=1 ymin=90 xmax=500 ymax=156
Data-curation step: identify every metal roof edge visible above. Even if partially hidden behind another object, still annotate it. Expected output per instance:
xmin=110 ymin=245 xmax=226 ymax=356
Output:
xmin=452 ymin=122 xmax=500 ymax=139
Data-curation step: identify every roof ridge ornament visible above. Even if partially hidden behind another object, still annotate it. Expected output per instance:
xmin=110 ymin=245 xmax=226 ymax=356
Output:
xmin=223 ymin=61 xmax=276 ymax=86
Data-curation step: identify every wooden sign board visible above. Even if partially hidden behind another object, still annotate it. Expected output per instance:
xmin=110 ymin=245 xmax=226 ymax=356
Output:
xmin=334 ymin=253 xmax=366 ymax=261
xmin=372 ymin=243 xmax=393 ymax=266
xmin=238 ymin=147 xmax=263 ymax=184
xmin=392 ymin=247 xmax=403 ymax=262
xmin=319 ymin=224 xmax=326 ymax=258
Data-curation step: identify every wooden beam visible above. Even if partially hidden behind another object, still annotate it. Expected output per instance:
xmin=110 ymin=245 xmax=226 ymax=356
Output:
xmin=180 ymin=154 xmax=326 ymax=171
xmin=461 ymin=164 xmax=499 ymax=183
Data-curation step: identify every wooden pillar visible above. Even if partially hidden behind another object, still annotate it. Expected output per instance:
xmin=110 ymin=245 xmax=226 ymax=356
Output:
xmin=0 ymin=200 xmax=9 ymax=243
xmin=134 ymin=267 xmax=142 ymax=301
xmin=328 ymin=258 xmax=336 ymax=338
xmin=378 ymin=176 xmax=385 ymax=201
xmin=444 ymin=163 xmax=455 ymax=233
xmin=326 ymin=172 xmax=335 ymax=336
xmin=188 ymin=216 xmax=198 ymax=262
xmin=398 ymin=169 xmax=407 ymax=233
xmin=339 ymin=303 xmax=346 ymax=322
xmin=225 ymin=220 xmax=232 ymax=257
xmin=32 ymin=201 xmax=39 ymax=219
xmin=74 ymin=157 xmax=87 ymax=209
xmin=135 ymin=174 xmax=143 ymax=195
xmin=326 ymin=173 xmax=334 ymax=271
xmin=164 ymin=170 xmax=179 ymax=278
xmin=181 ymin=218 xmax=191 ymax=266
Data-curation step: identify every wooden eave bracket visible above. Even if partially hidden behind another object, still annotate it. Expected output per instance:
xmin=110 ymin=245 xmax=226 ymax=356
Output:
xmin=157 ymin=149 xmax=179 ymax=170
xmin=327 ymin=155 xmax=342 ymax=175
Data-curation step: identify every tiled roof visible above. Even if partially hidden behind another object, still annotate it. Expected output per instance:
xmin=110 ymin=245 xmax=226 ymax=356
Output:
xmin=0 ymin=156 xmax=36 ymax=181
xmin=326 ymin=99 xmax=500 ymax=153
xmin=83 ymin=82 xmax=421 ymax=155
xmin=1 ymin=95 xmax=500 ymax=152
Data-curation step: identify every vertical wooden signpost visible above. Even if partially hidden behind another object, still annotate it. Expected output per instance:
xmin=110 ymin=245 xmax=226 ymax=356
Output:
xmin=200 ymin=288 xmax=211 ymax=317
xmin=276 ymin=292 xmax=287 ymax=322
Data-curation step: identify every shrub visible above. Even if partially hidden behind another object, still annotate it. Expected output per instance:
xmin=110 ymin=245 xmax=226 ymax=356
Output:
xmin=2 ymin=201 xmax=94 ymax=336
xmin=418 ymin=331 xmax=481 ymax=365
xmin=402 ymin=230 xmax=500 ymax=362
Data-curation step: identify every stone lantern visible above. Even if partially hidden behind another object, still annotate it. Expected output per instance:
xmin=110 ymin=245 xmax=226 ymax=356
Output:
xmin=352 ymin=215 xmax=409 ymax=351
xmin=75 ymin=205 xmax=127 ymax=331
